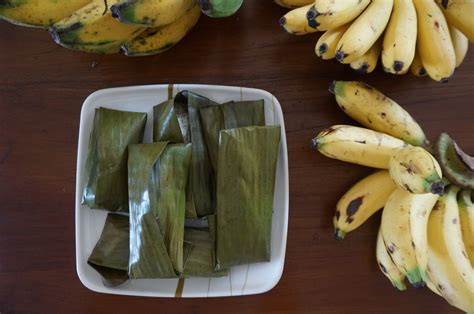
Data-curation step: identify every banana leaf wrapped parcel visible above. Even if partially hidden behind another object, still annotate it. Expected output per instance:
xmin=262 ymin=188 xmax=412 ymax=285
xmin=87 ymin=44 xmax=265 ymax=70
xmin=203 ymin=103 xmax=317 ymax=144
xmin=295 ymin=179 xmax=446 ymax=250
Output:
xmin=82 ymin=107 xmax=147 ymax=212
xmin=216 ymin=126 xmax=281 ymax=270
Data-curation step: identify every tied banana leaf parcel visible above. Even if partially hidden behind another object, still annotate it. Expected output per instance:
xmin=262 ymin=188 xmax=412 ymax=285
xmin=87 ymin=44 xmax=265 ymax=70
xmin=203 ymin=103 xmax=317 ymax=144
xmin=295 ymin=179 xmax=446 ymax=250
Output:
xmin=82 ymin=107 xmax=147 ymax=212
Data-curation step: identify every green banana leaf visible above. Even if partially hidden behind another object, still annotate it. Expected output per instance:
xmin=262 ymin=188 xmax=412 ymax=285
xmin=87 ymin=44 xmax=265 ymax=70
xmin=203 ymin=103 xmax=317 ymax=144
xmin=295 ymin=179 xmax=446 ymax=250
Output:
xmin=200 ymin=100 xmax=265 ymax=173
xmin=128 ymin=142 xmax=191 ymax=278
xmin=153 ymin=99 xmax=183 ymax=143
xmin=216 ymin=126 xmax=281 ymax=270
xmin=82 ymin=107 xmax=147 ymax=212
xmin=87 ymin=213 xmax=130 ymax=287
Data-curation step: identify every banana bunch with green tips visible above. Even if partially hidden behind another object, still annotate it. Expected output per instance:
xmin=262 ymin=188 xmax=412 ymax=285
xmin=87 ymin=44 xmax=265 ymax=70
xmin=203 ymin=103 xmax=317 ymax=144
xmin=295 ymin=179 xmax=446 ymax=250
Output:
xmin=277 ymin=0 xmax=472 ymax=80
xmin=312 ymin=80 xmax=474 ymax=312
xmin=1 ymin=0 xmax=244 ymax=56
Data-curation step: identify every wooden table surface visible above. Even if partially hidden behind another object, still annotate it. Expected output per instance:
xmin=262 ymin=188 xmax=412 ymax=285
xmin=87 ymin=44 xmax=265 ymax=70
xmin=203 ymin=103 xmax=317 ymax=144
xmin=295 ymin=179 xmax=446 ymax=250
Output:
xmin=1 ymin=1 xmax=472 ymax=313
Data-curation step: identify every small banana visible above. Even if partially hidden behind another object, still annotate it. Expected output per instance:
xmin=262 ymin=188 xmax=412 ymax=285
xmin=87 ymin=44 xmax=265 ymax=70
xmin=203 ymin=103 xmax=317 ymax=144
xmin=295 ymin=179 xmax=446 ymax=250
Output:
xmin=427 ymin=187 xmax=474 ymax=312
xmin=330 ymin=81 xmax=427 ymax=146
xmin=350 ymin=38 xmax=382 ymax=74
xmin=408 ymin=192 xmax=439 ymax=282
xmin=306 ymin=0 xmax=370 ymax=31
xmin=315 ymin=24 xmax=350 ymax=60
xmin=311 ymin=125 xmax=408 ymax=169
xmin=381 ymin=0 xmax=417 ymax=74
xmin=458 ymin=190 xmax=474 ymax=265
xmin=335 ymin=0 xmax=394 ymax=64
xmin=389 ymin=146 xmax=444 ymax=195
xmin=410 ymin=49 xmax=427 ymax=76
xmin=279 ymin=4 xmax=316 ymax=35
xmin=111 ymin=0 xmax=196 ymax=27
xmin=122 ymin=5 xmax=201 ymax=56
xmin=449 ymin=25 xmax=469 ymax=68
xmin=413 ymin=0 xmax=456 ymax=81
xmin=438 ymin=185 xmax=474 ymax=292
xmin=381 ymin=188 xmax=424 ymax=287
xmin=334 ymin=170 xmax=397 ymax=239
xmin=274 ymin=0 xmax=314 ymax=9
xmin=435 ymin=0 xmax=474 ymax=42
xmin=376 ymin=227 xmax=407 ymax=291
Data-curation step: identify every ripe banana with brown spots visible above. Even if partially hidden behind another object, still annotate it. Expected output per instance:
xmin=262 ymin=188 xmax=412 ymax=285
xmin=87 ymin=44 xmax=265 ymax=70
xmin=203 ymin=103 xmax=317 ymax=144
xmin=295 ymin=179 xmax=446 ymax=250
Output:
xmin=274 ymin=0 xmax=314 ymax=9
xmin=381 ymin=188 xmax=425 ymax=287
xmin=310 ymin=125 xmax=407 ymax=169
xmin=381 ymin=0 xmax=417 ymax=74
xmin=350 ymin=37 xmax=382 ymax=74
xmin=333 ymin=170 xmax=397 ymax=240
xmin=410 ymin=49 xmax=427 ymax=76
xmin=389 ymin=146 xmax=444 ymax=195
xmin=436 ymin=0 xmax=474 ymax=42
xmin=279 ymin=4 xmax=316 ymax=35
xmin=315 ymin=24 xmax=350 ymax=60
xmin=335 ymin=0 xmax=393 ymax=64
xmin=449 ymin=25 xmax=469 ymax=68
xmin=306 ymin=0 xmax=371 ymax=31
xmin=376 ymin=227 xmax=407 ymax=291
xmin=330 ymin=81 xmax=427 ymax=146
xmin=413 ymin=0 xmax=456 ymax=82
xmin=458 ymin=190 xmax=474 ymax=265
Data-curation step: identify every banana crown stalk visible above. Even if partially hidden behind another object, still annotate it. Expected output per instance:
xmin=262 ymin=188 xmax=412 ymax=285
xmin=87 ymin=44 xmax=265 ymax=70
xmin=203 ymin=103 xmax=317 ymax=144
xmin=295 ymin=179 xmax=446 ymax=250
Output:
xmin=389 ymin=146 xmax=444 ymax=195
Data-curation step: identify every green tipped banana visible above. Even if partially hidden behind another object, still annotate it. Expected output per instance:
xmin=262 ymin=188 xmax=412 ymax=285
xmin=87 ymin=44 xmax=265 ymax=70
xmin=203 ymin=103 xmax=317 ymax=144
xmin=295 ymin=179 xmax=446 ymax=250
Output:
xmin=376 ymin=228 xmax=407 ymax=291
xmin=50 ymin=0 xmax=144 ymax=54
xmin=111 ymin=0 xmax=195 ymax=27
xmin=198 ymin=0 xmax=243 ymax=18
xmin=434 ymin=133 xmax=474 ymax=190
xmin=330 ymin=81 xmax=427 ymax=146
xmin=389 ymin=146 xmax=444 ymax=195
xmin=122 ymin=5 xmax=201 ymax=56
xmin=0 ymin=0 xmax=90 ymax=28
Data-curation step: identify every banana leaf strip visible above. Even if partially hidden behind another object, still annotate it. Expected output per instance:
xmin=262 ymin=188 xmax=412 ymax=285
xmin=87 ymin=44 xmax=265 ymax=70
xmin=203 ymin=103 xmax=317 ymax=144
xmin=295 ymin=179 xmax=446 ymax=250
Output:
xmin=128 ymin=142 xmax=191 ymax=278
xmin=153 ymin=99 xmax=183 ymax=143
xmin=87 ymin=213 xmax=130 ymax=287
xmin=82 ymin=107 xmax=147 ymax=212
xmin=200 ymin=100 xmax=265 ymax=173
xmin=216 ymin=126 xmax=280 ymax=270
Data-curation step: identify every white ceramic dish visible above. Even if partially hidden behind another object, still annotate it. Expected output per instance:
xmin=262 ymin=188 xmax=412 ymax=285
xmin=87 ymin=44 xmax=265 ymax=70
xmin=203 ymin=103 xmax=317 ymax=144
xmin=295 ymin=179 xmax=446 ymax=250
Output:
xmin=75 ymin=84 xmax=289 ymax=297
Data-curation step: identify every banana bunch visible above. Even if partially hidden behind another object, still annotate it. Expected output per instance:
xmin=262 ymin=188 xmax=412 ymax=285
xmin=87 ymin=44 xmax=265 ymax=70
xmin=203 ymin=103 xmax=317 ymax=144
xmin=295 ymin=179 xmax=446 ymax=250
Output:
xmin=0 ymin=0 xmax=244 ymax=55
xmin=277 ymin=0 xmax=473 ymax=81
xmin=311 ymin=80 xmax=474 ymax=312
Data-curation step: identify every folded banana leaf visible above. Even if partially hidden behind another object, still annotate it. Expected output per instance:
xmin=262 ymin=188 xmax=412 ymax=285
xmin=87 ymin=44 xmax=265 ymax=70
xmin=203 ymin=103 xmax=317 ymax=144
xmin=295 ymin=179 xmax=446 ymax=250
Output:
xmin=216 ymin=126 xmax=281 ymax=270
xmin=88 ymin=213 xmax=129 ymax=287
xmin=200 ymin=100 xmax=265 ymax=173
xmin=82 ymin=107 xmax=147 ymax=212
xmin=128 ymin=142 xmax=191 ymax=278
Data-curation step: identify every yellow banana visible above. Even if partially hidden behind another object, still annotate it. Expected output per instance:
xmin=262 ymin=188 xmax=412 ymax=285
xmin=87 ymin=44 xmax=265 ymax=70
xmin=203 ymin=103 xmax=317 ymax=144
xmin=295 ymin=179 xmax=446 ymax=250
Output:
xmin=122 ymin=5 xmax=201 ymax=56
xmin=335 ymin=0 xmax=393 ymax=64
xmin=334 ymin=170 xmax=397 ymax=239
xmin=50 ymin=0 xmax=144 ymax=54
xmin=376 ymin=227 xmax=407 ymax=291
xmin=381 ymin=0 xmax=417 ymax=74
xmin=111 ymin=0 xmax=195 ymax=27
xmin=427 ymin=186 xmax=474 ymax=312
xmin=381 ymin=188 xmax=424 ymax=287
xmin=449 ymin=24 xmax=469 ymax=68
xmin=279 ymin=4 xmax=316 ymax=35
xmin=439 ymin=186 xmax=474 ymax=292
xmin=410 ymin=49 xmax=427 ymax=76
xmin=458 ymin=190 xmax=474 ymax=265
xmin=274 ymin=0 xmax=314 ymax=9
xmin=414 ymin=0 xmax=456 ymax=81
xmin=330 ymin=81 xmax=427 ymax=146
xmin=306 ymin=0 xmax=370 ymax=31
xmin=0 ymin=0 xmax=90 ymax=28
xmin=389 ymin=146 xmax=444 ymax=195
xmin=436 ymin=0 xmax=474 ymax=42
xmin=315 ymin=24 xmax=350 ymax=60
xmin=311 ymin=125 xmax=408 ymax=169
xmin=350 ymin=37 xmax=382 ymax=74
xmin=408 ymin=192 xmax=439 ymax=282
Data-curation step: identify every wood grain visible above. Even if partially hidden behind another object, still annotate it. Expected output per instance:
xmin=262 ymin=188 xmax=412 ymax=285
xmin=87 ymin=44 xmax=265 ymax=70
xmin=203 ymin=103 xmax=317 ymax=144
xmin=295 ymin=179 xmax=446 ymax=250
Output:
xmin=0 ymin=1 xmax=472 ymax=313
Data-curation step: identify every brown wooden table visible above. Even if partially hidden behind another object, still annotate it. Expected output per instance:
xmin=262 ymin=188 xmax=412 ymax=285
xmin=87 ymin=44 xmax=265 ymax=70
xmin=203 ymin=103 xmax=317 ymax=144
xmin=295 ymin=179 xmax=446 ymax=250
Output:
xmin=1 ymin=1 xmax=472 ymax=313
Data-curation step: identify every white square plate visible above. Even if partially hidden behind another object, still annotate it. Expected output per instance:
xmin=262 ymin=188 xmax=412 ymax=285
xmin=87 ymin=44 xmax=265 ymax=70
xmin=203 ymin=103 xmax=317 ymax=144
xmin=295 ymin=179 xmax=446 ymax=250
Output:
xmin=75 ymin=84 xmax=289 ymax=297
